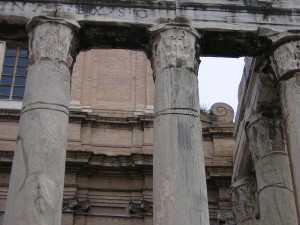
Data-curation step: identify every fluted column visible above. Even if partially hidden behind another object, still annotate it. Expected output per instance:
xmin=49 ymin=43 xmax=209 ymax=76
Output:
xmin=148 ymin=24 xmax=209 ymax=225
xmin=230 ymin=177 xmax=259 ymax=225
xmin=246 ymin=113 xmax=298 ymax=225
xmin=4 ymin=16 xmax=80 ymax=225
xmin=269 ymin=33 xmax=300 ymax=221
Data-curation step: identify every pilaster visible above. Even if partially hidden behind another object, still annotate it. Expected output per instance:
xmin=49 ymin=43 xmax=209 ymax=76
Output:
xmin=3 ymin=16 xmax=80 ymax=225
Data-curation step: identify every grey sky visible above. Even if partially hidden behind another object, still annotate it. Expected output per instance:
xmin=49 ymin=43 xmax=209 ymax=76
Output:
xmin=198 ymin=57 xmax=245 ymax=115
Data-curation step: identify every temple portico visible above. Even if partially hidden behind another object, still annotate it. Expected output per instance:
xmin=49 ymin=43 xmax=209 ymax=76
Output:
xmin=0 ymin=1 xmax=300 ymax=225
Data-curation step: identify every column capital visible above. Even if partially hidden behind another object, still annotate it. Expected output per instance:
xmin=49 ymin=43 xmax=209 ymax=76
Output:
xmin=27 ymin=16 xmax=80 ymax=68
xmin=266 ymin=32 xmax=300 ymax=82
xmin=148 ymin=23 xmax=201 ymax=80
xmin=245 ymin=113 xmax=286 ymax=163
xmin=229 ymin=177 xmax=259 ymax=224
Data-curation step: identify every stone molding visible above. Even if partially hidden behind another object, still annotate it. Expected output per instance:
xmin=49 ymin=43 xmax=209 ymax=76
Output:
xmin=229 ymin=177 xmax=259 ymax=224
xmin=148 ymin=23 xmax=201 ymax=80
xmin=27 ymin=15 xmax=80 ymax=68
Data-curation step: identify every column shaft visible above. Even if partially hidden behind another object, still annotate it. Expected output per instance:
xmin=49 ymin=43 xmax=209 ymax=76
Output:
xmin=4 ymin=16 xmax=79 ymax=225
xmin=269 ymin=35 xmax=300 ymax=221
xmin=149 ymin=24 xmax=209 ymax=225
xmin=246 ymin=114 xmax=298 ymax=225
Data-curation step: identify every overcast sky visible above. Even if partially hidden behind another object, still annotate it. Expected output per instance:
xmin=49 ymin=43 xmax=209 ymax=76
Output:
xmin=198 ymin=57 xmax=245 ymax=115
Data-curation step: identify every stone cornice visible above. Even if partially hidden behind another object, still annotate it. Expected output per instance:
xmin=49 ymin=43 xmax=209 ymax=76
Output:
xmin=0 ymin=150 xmax=232 ymax=173
xmin=0 ymin=105 xmax=234 ymax=130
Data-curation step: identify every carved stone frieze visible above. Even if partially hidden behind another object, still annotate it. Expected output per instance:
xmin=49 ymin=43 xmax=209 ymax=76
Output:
xmin=148 ymin=24 xmax=201 ymax=80
xmin=27 ymin=16 xmax=80 ymax=68
xmin=229 ymin=177 xmax=259 ymax=224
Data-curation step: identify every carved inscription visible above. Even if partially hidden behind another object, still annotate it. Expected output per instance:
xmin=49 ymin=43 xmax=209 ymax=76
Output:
xmin=76 ymin=5 xmax=148 ymax=18
xmin=0 ymin=2 xmax=149 ymax=19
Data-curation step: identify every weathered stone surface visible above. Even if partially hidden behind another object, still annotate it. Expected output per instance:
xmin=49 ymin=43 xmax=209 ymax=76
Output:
xmin=1 ymin=1 xmax=300 ymax=56
xmin=269 ymin=33 xmax=300 ymax=82
xmin=268 ymin=34 xmax=300 ymax=222
xmin=3 ymin=16 xmax=79 ymax=225
xmin=246 ymin=114 xmax=298 ymax=225
xmin=211 ymin=103 xmax=234 ymax=124
xmin=229 ymin=177 xmax=259 ymax=225
xmin=0 ymin=41 xmax=5 ymax=75
xmin=0 ymin=47 xmax=235 ymax=225
xmin=149 ymin=24 xmax=209 ymax=225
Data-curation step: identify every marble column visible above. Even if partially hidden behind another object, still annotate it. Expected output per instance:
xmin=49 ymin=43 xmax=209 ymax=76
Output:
xmin=269 ymin=33 xmax=300 ymax=221
xmin=148 ymin=24 xmax=209 ymax=225
xmin=3 ymin=16 xmax=80 ymax=225
xmin=229 ymin=177 xmax=259 ymax=225
xmin=246 ymin=113 xmax=298 ymax=225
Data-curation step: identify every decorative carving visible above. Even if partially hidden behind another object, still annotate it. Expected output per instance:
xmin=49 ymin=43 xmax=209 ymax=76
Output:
xmin=3 ymin=16 xmax=80 ymax=225
xmin=218 ymin=212 xmax=236 ymax=225
xmin=246 ymin=114 xmax=298 ymax=225
xmin=246 ymin=114 xmax=286 ymax=163
xmin=27 ymin=16 xmax=80 ymax=68
xmin=129 ymin=200 xmax=153 ymax=216
xmin=269 ymin=33 xmax=300 ymax=82
xmin=229 ymin=177 xmax=259 ymax=224
xmin=246 ymin=113 xmax=295 ymax=192
xmin=149 ymin=24 xmax=201 ymax=80
xmin=62 ymin=198 xmax=90 ymax=213
xmin=279 ymin=72 xmax=300 ymax=119
xmin=211 ymin=102 xmax=234 ymax=123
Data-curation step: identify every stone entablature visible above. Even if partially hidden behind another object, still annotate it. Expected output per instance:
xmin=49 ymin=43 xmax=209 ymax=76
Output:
xmin=1 ymin=1 xmax=300 ymax=224
xmin=0 ymin=1 xmax=300 ymax=56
